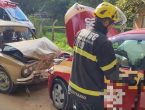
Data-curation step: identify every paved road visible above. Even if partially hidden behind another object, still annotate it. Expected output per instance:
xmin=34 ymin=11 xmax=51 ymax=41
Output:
xmin=0 ymin=82 xmax=57 ymax=110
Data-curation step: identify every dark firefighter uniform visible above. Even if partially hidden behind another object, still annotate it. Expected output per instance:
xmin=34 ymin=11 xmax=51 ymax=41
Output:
xmin=68 ymin=28 xmax=119 ymax=109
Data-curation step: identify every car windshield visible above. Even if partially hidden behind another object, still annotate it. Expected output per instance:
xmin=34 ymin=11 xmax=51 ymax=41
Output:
xmin=0 ymin=26 xmax=34 ymax=47
xmin=114 ymin=40 xmax=145 ymax=70
xmin=6 ymin=6 xmax=28 ymax=21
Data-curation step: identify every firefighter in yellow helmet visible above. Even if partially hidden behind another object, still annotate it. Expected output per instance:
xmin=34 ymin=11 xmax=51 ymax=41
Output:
xmin=68 ymin=2 xmax=127 ymax=110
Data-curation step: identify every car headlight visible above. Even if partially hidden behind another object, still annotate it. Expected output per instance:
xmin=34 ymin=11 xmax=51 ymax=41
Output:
xmin=21 ymin=65 xmax=36 ymax=78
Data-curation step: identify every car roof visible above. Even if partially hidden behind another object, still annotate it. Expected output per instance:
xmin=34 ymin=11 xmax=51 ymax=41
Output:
xmin=0 ymin=20 xmax=28 ymax=27
xmin=111 ymin=28 xmax=145 ymax=42
xmin=119 ymin=28 xmax=145 ymax=35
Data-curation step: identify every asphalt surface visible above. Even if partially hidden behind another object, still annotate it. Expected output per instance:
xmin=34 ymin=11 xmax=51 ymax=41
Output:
xmin=0 ymin=81 xmax=57 ymax=110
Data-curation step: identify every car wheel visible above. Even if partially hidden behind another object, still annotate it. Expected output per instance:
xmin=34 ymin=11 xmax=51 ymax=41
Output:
xmin=51 ymin=79 xmax=72 ymax=110
xmin=0 ymin=67 xmax=15 ymax=93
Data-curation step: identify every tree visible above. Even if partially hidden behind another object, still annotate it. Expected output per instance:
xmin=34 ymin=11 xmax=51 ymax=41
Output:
xmin=116 ymin=0 xmax=145 ymax=27
xmin=76 ymin=0 xmax=103 ymax=8
xmin=42 ymin=0 xmax=68 ymax=25
xmin=14 ymin=0 xmax=145 ymax=27
xmin=11 ymin=0 xmax=68 ymax=25
xmin=12 ymin=0 xmax=48 ymax=14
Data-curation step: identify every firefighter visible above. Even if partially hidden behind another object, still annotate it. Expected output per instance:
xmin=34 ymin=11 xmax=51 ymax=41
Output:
xmin=68 ymin=2 xmax=127 ymax=110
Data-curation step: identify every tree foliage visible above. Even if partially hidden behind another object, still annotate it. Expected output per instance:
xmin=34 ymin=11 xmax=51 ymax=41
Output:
xmin=77 ymin=0 xmax=102 ymax=8
xmin=11 ymin=0 xmax=145 ymax=27
xmin=116 ymin=0 xmax=145 ymax=27
xmin=43 ymin=0 xmax=68 ymax=20
xmin=12 ymin=0 xmax=48 ymax=14
xmin=12 ymin=0 xmax=68 ymax=25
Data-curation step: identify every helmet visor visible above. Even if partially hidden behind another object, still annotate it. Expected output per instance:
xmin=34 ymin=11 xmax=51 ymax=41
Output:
xmin=113 ymin=7 xmax=127 ymax=25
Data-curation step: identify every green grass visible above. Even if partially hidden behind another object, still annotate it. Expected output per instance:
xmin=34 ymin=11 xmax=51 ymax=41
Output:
xmin=45 ymin=32 xmax=72 ymax=52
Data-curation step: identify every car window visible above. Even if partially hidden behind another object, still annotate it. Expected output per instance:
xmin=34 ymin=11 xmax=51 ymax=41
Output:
xmin=0 ymin=8 xmax=10 ymax=21
xmin=6 ymin=6 xmax=28 ymax=21
xmin=2 ymin=27 xmax=34 ymax=43
xmin=112 ymin=40 xmax=124 ymax=49
xmin=20 ymin=28 xmax=34 ymax=40
xmin=115 ymin=40 xmax=145 ymax=69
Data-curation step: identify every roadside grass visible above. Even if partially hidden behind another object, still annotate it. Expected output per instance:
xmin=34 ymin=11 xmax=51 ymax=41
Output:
xmin=41 ymin=26 xmax=133 ymax=53
xmin=45 ymin=32 xmax=72 ymax=52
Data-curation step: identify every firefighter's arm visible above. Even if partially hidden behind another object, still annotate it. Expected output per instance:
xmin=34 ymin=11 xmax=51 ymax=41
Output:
xmin=96 ymin=40 xmax=143 ymax=85
xmin=96 ymin=40 xmax=119 ymax=81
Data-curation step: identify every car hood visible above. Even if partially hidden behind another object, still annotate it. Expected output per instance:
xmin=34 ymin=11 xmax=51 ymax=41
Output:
xmin=5 ymin=37 xmax=61 ymax=60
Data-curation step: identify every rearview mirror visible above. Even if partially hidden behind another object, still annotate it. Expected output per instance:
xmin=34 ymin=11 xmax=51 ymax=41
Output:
xmin=115 ymin=54 xmax=129 ymax=68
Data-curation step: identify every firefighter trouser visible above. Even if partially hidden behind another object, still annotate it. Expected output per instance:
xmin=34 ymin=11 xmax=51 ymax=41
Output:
xmin=69 ymin=94 xmax=104 ymax=110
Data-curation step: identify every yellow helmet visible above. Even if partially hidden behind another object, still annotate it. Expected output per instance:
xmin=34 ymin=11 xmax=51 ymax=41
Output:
xmin=94 ymin=2 xmax=127 ymax=25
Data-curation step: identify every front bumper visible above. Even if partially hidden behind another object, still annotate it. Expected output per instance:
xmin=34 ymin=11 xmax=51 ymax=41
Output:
xmin=16 ymin=68 xmax=53 ymax=84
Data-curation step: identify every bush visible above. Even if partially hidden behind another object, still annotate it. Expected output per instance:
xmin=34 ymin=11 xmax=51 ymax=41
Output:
xmin=45 ymin=32 xmax=72 ymax=52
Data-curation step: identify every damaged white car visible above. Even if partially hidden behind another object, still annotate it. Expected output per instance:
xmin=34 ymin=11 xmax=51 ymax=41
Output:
xmin=0 ymin=20 xmax=60 ymax=93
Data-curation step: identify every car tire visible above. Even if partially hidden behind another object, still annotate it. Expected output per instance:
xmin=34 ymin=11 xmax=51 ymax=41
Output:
xmin=51 ymin=79 xmax=72 ymax=110
xmin=0 ymin=67 xmax=15 ymax=93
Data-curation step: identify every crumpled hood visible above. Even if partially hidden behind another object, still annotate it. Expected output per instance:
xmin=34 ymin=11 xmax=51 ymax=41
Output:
xmin=5 ymin=37 xmax=61 ymax=60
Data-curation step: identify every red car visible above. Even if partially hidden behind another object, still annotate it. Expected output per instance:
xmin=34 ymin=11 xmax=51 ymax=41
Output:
xmin=48 ymin=29 xmax=145 ymax=110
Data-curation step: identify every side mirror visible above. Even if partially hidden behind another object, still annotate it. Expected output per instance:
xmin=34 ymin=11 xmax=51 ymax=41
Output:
xmin=115 ymin=54 xmax=129 ymax=68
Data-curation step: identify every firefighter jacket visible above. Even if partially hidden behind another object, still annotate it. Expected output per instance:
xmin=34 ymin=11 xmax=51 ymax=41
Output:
xmin=69 ymin=29 xmax=119 ymax=104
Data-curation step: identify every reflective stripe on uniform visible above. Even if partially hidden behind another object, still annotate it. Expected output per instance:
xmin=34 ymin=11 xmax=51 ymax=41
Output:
xmin=69 ymin=81 xmax=104 ymax=96
xmin=101 ymin=59 xmax=117 ymax=71
xmin=74 ymin=46 xmax=97 ymax=62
